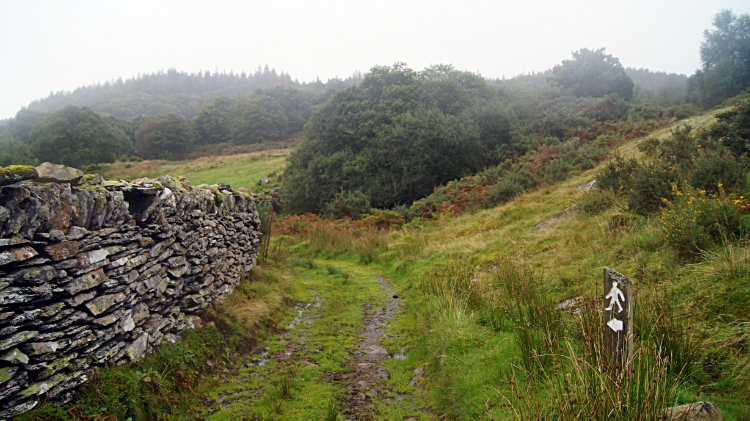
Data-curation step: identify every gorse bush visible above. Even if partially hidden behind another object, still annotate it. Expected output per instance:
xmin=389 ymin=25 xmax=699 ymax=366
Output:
xmin=626 ymin=161 xmax=677 ymax=216
xmin=596 ymin=153 xmax=640 ymax=193
xmin=660 ymin=183 xmax=750 ymax=256
xmin=577 ymin=188 xmax=617 ymax=215
xmin=688 ymin=146 xmax=745 ymax=195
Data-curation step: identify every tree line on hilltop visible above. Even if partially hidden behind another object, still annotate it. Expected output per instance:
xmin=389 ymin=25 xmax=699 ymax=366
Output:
xmin=0 ymin=9 xmax=747 ymax=215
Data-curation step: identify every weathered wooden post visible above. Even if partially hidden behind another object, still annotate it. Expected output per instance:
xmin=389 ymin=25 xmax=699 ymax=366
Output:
xmin=603 ymin=267 xmax=633 ymax=371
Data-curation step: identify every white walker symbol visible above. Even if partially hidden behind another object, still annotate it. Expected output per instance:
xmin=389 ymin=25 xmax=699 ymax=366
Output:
xmin=607 ymin=318 xmax=624 ymax=332
xmin=604 ymin=281 xmax=625 ymax=313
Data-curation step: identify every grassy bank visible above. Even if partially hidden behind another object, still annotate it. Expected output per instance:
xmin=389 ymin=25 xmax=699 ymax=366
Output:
xmin=276 ymin=109 xmax=750 ymax=420
xmin=97 ymin=147 xmax=291 ymax=191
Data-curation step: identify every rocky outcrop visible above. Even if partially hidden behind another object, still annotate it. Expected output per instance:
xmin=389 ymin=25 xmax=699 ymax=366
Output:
xmin=0 ymin=174 xmax=261 ymax=418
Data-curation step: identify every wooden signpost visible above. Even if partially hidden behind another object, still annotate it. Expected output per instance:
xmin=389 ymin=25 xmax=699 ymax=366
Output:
xmin=603 ymin=267 xmax=633 ymax=371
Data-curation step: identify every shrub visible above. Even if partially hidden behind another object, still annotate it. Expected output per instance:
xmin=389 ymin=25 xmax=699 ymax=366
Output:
xmin=484 ymin=165 xmax=539 ymax=208
xmin=660 ymin=184 xmax=750 ymax=256
xmin=485 ymin=178 xmax=524 ymax=207
xmin=577 ymin=188 xmax=617 ymax=215
xmin=626 ymin=162 xmax=677 ymax=216
xmin=541 ymin=158 xmax=573 ymax=184
xmin=688 ymin=146 xmax=745 ymax=194
xmin=322 ymin=189 xmax=371 ymax=220
xmin=596 ymin=154 xmax=639 ymax=193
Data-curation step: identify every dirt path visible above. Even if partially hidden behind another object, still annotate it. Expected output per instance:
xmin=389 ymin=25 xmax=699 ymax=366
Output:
xmin=324 ymin=276 xmax=411 ymax=419
xmin=190 ymin=261 xmax=433 ymax=421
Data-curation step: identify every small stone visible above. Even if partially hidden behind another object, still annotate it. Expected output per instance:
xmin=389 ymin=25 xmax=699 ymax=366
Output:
xmin=378 ymin=368 xmax=391 ymax=379
xmin=364 ymin=345 xmax=390 ymax=360
xmin=665 ymin=401 xmax=722 ymax=421
xmin=0 ymin=366 xmax=18 ymax=385
xmin=92 ymin=310 xmax=122 ymax=327
xmin=34 ymin=162 xmax=83 ymax=183
xmin=65 ymin=226 xmax=89 ymax=240
xmin=63 ymin=290 xmax=97 ymax=307
xmin=367 ymin=389 xmax=378 ymax=398
xmin=356 ymin=380 xmax=368 ymax=389
xmin=83 ymin=292 xmax=126 ymax=316
xmin=76 ymin=249 xmax=109 ymax=266
xmin=65 ymin=268 xmax=106 ymax=295
xmin=125 ymin=334 xmax=150 ymax=361
xmin=23 ymin=340 xmax=67 ymax=355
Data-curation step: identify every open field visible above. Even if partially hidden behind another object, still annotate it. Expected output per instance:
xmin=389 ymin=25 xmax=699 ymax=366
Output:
xmin=99 ymin=148 xmax=291 ymax=191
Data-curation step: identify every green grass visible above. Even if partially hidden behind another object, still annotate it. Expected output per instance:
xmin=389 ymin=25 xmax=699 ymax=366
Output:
xmin=192 ymin=260 xmax=436 ymax=420
xmin=275 ymin=108 xmax=750 ymax=420
xmin=100 ymin=148 xmax=290 ymax=191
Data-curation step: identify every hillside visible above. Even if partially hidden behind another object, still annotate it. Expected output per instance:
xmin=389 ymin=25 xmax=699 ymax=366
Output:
xmin=18 ymin=104 xmax=750 ymax=421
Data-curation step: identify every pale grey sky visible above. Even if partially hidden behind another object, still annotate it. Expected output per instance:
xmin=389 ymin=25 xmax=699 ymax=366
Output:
xmin=1 ymin=0 xmax=748 ymax=119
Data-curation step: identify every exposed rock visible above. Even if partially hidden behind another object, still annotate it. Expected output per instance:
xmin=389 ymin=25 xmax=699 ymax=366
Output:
xmin=34 ymin=162 xmax=83 ymax=184
xmin=555 ymin=298 xmax=581 ymax=314
xmin=665 ymin=401 xmax=722 ymax=421
xmin=363 ymin=345 xmax=390 ymax=360
xmin=575 ymin=180 xmax=597 ymax=191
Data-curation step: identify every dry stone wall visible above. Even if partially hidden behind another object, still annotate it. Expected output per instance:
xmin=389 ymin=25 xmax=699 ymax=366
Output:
xmin=0 ymin=172 xmax=261 ymax=418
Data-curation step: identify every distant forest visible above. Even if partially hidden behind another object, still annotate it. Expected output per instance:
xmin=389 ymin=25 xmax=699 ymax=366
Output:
xmin=24 ymin=66 xmax=364 ymax=120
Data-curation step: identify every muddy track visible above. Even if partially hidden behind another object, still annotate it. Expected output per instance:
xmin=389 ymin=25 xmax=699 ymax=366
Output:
xmin=324 ymin=276 xmax=408 ymax=419
xmin=193 ymin=267 xmax=431 ymax=420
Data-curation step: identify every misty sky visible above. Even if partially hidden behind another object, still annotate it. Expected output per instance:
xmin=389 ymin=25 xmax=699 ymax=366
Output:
xmin=2 ymin=0 xmax=748 ymax=119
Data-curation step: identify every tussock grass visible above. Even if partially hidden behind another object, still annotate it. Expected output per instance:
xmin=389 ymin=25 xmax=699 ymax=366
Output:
xmin=218 ymin=268 xmax=293 ymax=331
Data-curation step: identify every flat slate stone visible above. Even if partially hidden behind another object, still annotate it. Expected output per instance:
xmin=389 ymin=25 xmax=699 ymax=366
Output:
xmin=34 ymin=163 xmax=83 ymax=184
xmin=0 ymin=246 xmax=38 ymax=266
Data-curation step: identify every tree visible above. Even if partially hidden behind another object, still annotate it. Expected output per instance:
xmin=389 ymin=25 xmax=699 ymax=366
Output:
xmin=689 ymin=9 xmax=750 ymax=107
xmin=283 ymin=63 xmax=518 ymax=213
xmin=229 ymin=96 xmax=288 ymax=144
xmin=135 ymin=113 xmax=196 ymax=159
xmin=552 ymin=48 xmax=635 ymax=100
xmin=29 ymin=105 xmax=133 ymax=167
xmin=0 ymin=133 xmax=37 ymax=166
xmin=193 ymin=96 xmax=234 ymax=145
